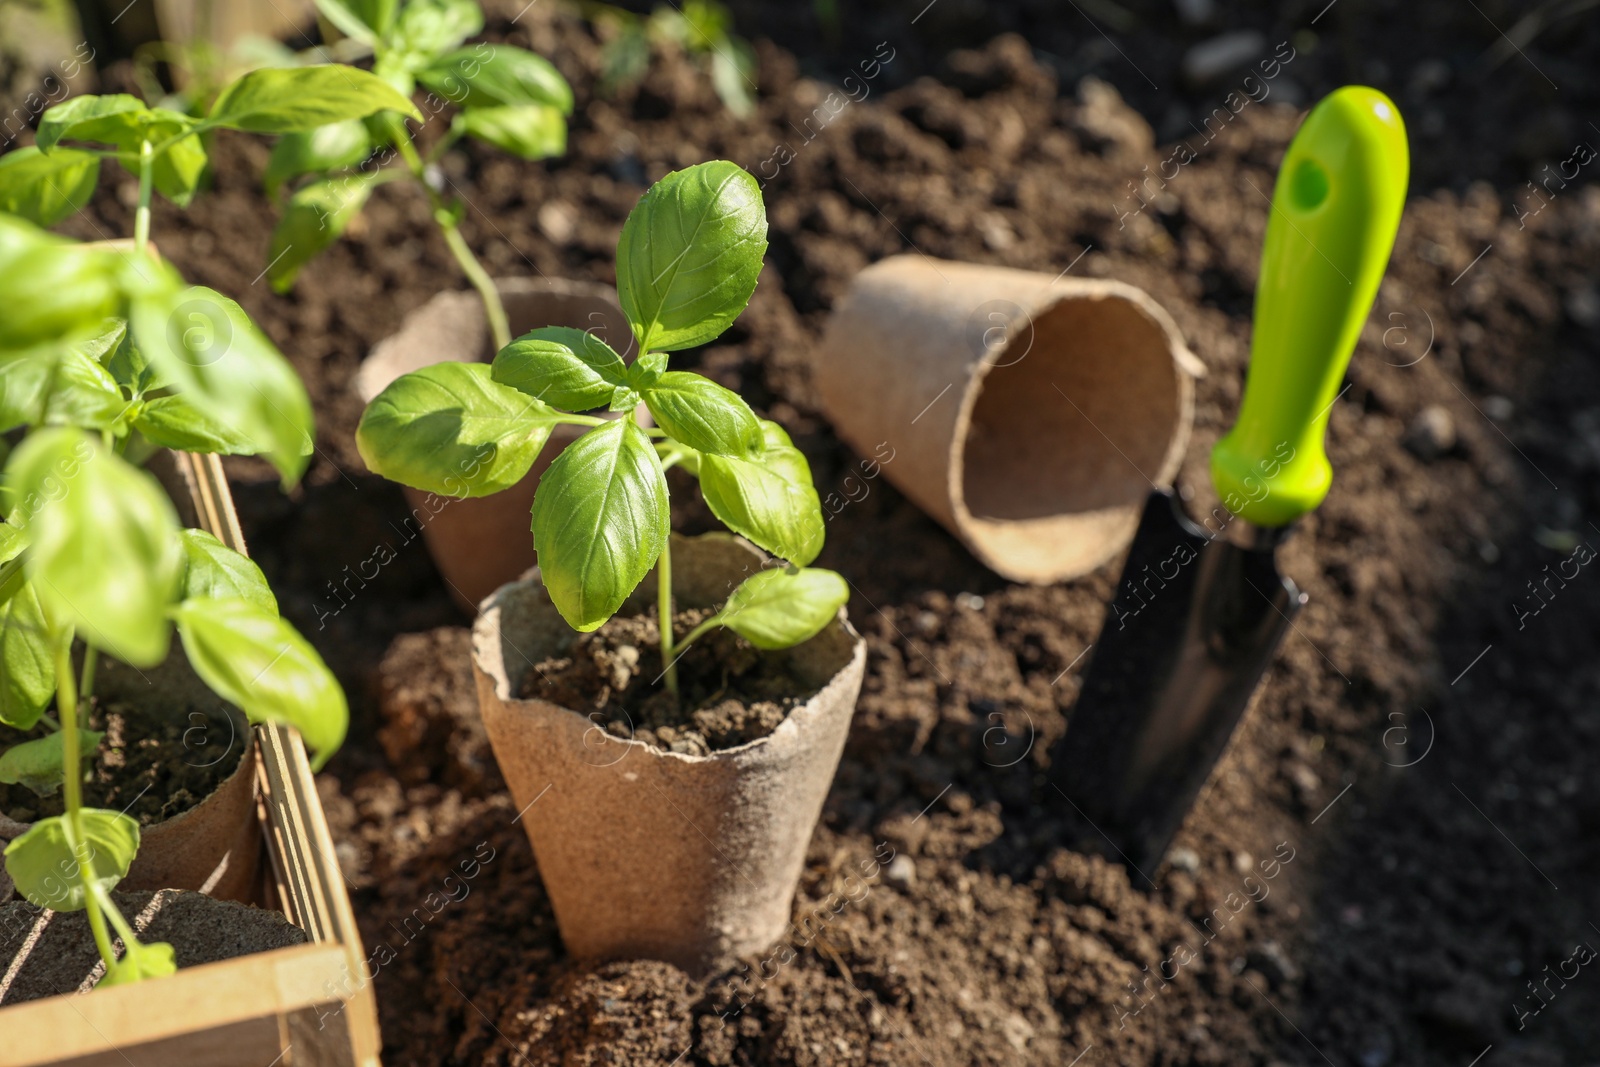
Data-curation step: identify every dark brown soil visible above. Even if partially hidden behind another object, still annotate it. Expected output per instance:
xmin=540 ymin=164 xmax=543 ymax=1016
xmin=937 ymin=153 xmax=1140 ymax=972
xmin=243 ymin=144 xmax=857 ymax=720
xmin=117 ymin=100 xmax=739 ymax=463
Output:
xmin=0 ymin=888 xmax=306 ymax=1005
xmin=519 ymin=607 xmax=815 ymax=755
xmin=0 ymin=700 xmax=245 ymax=826
xmin=21 ymin=0 xmax=1600 ymax=1063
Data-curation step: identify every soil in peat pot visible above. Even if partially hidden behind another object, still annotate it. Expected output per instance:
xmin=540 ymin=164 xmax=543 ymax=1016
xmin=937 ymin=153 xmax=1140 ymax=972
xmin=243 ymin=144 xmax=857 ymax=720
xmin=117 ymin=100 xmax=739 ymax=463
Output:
xmin=519 ymin=608 xmax=816 ymax=755
xmin=0 ymin=701 xmax=245 ymax=827
xmin=32 ymin=0 xmax=1600 ymax=1063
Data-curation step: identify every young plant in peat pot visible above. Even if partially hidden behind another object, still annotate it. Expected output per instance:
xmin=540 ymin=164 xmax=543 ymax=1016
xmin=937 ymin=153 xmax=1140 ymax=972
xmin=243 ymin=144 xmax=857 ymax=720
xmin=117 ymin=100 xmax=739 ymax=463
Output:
xmin=357 ymin=160 xmax=867 ymax=972
xmin=0 ymin=69 xmax=356 ymax=995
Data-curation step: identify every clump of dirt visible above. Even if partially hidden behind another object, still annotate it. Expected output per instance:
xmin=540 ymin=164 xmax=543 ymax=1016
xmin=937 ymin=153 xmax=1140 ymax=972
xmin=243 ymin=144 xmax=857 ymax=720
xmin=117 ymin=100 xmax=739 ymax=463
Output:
xmin=0 ymin=700 xmax=244 ymax=826
xmin=376 ymin=628 xmax=500 ymax=796
xmin=519 ymin=608 xmax=815 ymax=755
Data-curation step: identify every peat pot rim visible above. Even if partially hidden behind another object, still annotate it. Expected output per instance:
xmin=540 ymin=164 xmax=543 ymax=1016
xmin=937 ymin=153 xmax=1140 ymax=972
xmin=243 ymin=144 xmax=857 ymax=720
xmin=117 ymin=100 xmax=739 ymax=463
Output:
xmin=947 ymin=275 xmax=1201 ymax=580
xmin=472 ymin=535 xmax=867 ymax=767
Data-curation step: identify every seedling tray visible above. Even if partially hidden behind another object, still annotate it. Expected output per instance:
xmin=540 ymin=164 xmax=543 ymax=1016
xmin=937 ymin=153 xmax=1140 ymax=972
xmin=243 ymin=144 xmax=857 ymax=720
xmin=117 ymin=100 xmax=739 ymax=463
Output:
xmin=0 ymin=452 xmax=380 ymax=1067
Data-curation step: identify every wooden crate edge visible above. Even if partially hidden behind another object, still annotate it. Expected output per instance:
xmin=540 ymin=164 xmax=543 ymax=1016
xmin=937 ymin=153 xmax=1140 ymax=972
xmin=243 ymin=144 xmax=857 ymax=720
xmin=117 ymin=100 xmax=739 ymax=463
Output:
xmin=0 ymin=942 xmax=359 ymax=1066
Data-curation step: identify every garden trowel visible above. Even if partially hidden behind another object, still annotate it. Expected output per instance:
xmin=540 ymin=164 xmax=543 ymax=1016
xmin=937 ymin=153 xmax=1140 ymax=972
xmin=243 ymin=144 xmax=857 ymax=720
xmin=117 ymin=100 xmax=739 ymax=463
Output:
xmin=1049 ymin=86 xmax=1409 ymax=878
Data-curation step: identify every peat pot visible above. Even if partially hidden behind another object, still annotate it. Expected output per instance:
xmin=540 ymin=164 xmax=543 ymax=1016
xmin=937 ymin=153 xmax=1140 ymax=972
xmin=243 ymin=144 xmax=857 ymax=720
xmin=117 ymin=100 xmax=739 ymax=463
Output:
xmin=358 ymin=278 xmax=641 ymax=612
xmin=472 ymin=534 xmax=868 ymax=975
xmin=814 ymin=254 xmax=1203 ymax=583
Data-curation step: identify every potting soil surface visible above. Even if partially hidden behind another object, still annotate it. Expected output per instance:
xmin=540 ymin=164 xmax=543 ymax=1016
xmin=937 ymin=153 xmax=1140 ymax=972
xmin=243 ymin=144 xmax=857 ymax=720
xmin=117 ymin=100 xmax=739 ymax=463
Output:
xmin=0 ymin=701 xmax=245 ymax=826
xmin=520 ymin=606 xmax=818 ymax=755
xmin=44 ymin=1 xmax=1600 ymax=1062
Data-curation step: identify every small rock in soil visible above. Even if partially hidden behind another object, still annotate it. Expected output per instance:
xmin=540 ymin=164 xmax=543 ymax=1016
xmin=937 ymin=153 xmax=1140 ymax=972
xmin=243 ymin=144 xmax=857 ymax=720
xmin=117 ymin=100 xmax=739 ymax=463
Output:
xmin=1405 ymin=405 xmax=1457 ymax=460
xmin=1246 ymin=940 xmax=1299 ymax=988
xmin=884 ymin=854 xmax=917 ymax=890
xmin=1483 ymin=395 xmax=1515 ymax=421
xmin=1566 ymin=285 xmax=1600 ymax=328
xmin=1181 ymin=31 xmax=1266 ymax=85
xmin=1073 ymin=76 xmax=1154 ymax=158
xmin=1168 ymin=846 xmax=1201 ymax=873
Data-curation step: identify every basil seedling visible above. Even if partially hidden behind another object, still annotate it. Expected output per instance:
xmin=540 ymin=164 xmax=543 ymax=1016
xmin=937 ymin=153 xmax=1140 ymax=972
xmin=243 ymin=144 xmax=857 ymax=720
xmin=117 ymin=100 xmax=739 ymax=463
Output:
xmin=358 ymin=160 xmax=847 ymax=692
xmin=0 ymin=159 xmax=347 ymax=986
xmin=253 ymin=0 xmax=576 ymax=351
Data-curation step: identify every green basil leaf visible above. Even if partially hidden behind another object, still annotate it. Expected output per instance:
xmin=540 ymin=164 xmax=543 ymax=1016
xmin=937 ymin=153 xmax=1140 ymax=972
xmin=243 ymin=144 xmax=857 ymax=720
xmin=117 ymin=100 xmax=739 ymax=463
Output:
xmin=102 ymin=937 xmax=177 ymax=986
xmin=531 ymin=418 xmax=667 ymax=631
xmin=356 ymin=361 xmax=557 ymax=498
xmin=6 ymin=428 xmax=180 ymax=666
xmin=0 ymin=147 xmax=99 ymax=226
xmin=178 ymin=529 xmax=276 ymax=614
xmin=626 ymin=350 xmax=668 ymax=391
xmin=697 ymin=420 xmax=823 ymax=565
xmin=419 ymin=44 xmax=573 ymax=113
xmin=3 ymin=809 xmax=140 ymax=912
xmin=313 ymin=0 xmax=396 ymax=42
xmin=491 ymin=326 xmax=627 ymax=410
xmin=263 ymin=119 xmax=373 ymax=197
xmin=599 ymin=26 xmax=651 ymax=95
xmin=615 ymin=160 xmax=767 ymax=352
xmin=265 ymin=172 xmax=379 ymax=292
xmin=715 ymin=565 xmax=847 ymax=650
xmin=75 ymin=319 xmax=127 ymax=364
xmin=453 ymin=104 xmax=565 ymax=161
xmin=208 ymin=65 xmax=422 ymax=132
xmin=0 ymin=730 xmax=103 ymax=797
xmin=0 ymin=240 xmax=122 ymax=353
xmin=0 ymin=347 xmax=131 ymax=435
xmin=104 ymin=320 xmax=163 ymax=395
xmin=709 ymin=41 xmax=756 ymax=119
xmin=0 ymin=579 xmax=53 ymax=730
xmin=128 ymin=286 xmax=316 ymax=486
xmin=607 ymin=386 xmax=640 ymax=413
xmin=172 ymin=598 xmax=347 ymax=769
xmin=133 ymin=393 xmax=259 ymax=454
xmin=37 ymin=100 xmax=207 ymax=207
xmin=641 ymin=370 xmax=761 ymax=457
xmin=133 ymin=109 xmax=209 ymax=207
xmin=36 ymin=94 xmax=146 ymax=151
xmin=386 ymin=0 xmax=483 ymax=71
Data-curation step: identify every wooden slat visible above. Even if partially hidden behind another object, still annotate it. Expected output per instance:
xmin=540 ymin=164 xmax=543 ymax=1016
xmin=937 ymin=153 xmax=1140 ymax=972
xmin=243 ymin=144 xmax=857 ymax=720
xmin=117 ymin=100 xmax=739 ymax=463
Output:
xmin=0 ymin=943 xmax=355 ymax=1067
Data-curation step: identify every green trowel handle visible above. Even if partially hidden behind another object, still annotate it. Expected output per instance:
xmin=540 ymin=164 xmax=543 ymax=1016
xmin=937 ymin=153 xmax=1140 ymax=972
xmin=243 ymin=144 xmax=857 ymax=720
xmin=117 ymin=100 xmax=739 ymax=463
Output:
xmin=1210 ymin=86 xmax=1408 ymax=528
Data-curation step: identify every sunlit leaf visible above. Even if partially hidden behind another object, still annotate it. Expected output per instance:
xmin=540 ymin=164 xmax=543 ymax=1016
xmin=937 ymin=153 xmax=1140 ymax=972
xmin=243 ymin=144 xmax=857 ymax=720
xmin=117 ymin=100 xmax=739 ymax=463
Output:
xmin=356 ymin=361 xmax=558 ymax=498
xmin=615 ymin=160 xmax=767 ymax=352
xmin=3 ymin=809 xmax=140 ymax=912
xmin=530 ymin=418 xmax=667 ymax=631
xmin=172 ymin=597 xmax=347 ymax=769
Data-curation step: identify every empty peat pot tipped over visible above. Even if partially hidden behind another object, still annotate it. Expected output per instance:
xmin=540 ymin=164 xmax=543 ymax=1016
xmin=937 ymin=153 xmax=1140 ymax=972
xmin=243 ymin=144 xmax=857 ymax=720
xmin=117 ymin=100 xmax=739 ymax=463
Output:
xmin=357 ymin=278 xmax=640 ymax=612
xmin=471 ymin=534 xmax=867 ymax=975
xmin=814 ymin=255 xmax=1201 ymax=583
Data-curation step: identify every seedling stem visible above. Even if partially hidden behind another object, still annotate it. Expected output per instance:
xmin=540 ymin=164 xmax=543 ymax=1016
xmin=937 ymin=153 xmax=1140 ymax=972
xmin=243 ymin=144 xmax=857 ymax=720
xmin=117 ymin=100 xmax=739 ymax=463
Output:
xmin=55 ymin=633 xmax=119 ymax=972
xmin=658 ymin=540 xmax=678 ymax=697
xmin=134 ymin=140 xmax=153 ymax=255
xmin=386 ymin=117 xmax=512 ymax=351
